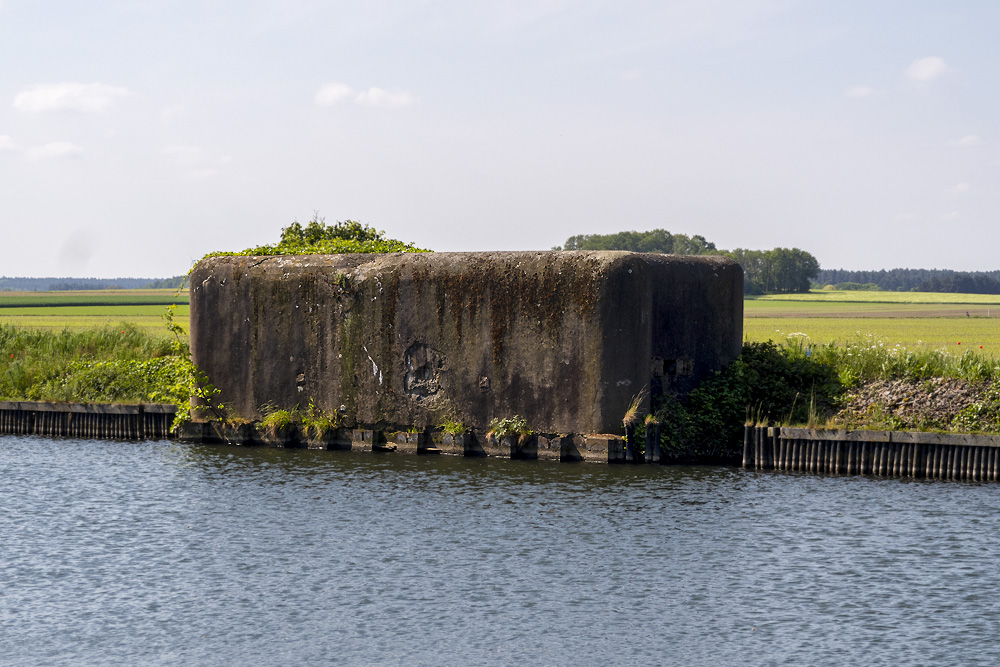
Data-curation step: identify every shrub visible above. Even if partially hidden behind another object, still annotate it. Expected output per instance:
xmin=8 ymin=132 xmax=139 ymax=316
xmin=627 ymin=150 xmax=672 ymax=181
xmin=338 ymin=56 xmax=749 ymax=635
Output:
xmin=440 ymin=419 xmax=467 ymax=435
xmin=261 ymin=406 xmax=299 ymax=438
xmin=487 ymin=415 xmax=531 ymax=437
xmin=653 ymin=339 xmax=844 ymax=463
xmin=300 ymin=400 xmax=339 ymax=439
xmin=201 ymin=213 xmax=428 ymax=261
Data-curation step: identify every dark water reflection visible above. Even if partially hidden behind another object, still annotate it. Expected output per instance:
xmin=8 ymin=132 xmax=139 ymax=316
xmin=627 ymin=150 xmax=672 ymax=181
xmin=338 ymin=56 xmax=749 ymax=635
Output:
xmin=2 ymin=436 xmax=1000 ymax=665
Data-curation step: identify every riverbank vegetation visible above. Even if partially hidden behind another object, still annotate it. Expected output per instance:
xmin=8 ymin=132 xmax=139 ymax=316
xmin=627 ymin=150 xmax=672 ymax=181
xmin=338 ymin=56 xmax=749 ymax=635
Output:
xmin=650 ymin=334 xmax=1000 ymax=464
xmin=0 ymin=322 xmax=198 ymax=407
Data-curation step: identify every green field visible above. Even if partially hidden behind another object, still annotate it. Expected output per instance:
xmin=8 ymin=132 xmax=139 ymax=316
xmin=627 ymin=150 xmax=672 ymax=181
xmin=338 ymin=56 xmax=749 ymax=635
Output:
xmin=748 ymin=290 xmax=1000 ymax=305
xmin=746 ymin=290 xmax=1000 ymax=357
xmin=0 ymin=289 xmax=189 ymax=307
xmin=0 ymin=290 xmax=189 ymax=337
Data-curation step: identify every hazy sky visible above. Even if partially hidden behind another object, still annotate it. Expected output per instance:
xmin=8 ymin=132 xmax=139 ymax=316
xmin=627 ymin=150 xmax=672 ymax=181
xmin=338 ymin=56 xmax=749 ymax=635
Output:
xmin=2 ymin=1 xmax=998 ymax=277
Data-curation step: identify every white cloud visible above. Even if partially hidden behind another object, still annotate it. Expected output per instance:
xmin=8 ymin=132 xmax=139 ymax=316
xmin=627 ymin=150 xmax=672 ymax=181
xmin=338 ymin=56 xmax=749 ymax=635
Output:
xmin=0 ymin=134 xmax=17 ymax=152
xmin=14 ymin=82 xmax=132 ymax=113
xmin=26 ymin=141 xmax=83 ymax=160
xmin=160 ymin=104 xmax=187 ymax=123
xmin=315 ymin=83 xmax=355 ymax=107
xmin=942 ymin=211 xmax=960 ymax=221
xmin=185 ymin=168 xmax=220 ymax=181
xmin=355 ymin=87 xmax=414 ymax=107
xmin=845 ymin=85 xmax=876 ymax=98
xmin=163 ymin=144 xmax=204 ymax=165
xmin=905 ymin=57 xmax=947 ymax=83
xmin=950 ymin=182 xmax=971 ymax=196
xmin=948 ymin=135 xmax=981 ymax=147
xmin=163 ymin=144 xmax=230 ymax=180
xmin=315 ymin=83 xmax=414 ymax=108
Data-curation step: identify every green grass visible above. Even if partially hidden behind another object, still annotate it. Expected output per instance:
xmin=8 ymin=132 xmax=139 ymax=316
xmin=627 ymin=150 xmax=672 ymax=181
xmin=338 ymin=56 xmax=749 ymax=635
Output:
xmin=0 ymin=305 xmax=189 ymax=317
xmin=0 ymin=289 xmax=189 ymax=307
xmin=747 ymin=289 xmax=1000 ymax=305
xmin=0 ymin=323 xmax=190 ymax=402
xmin=746 ymin=318 xmax=1000 ymax=356
xmin=745 ymin=290 xmax=1000 ymax=358
xmin=0 ymin=316 xmax=185 ymax=337
xmin=746 ymin=301 xmax=999 ymax=315
xmin=0 ymin=291 xmax=188 ymax=337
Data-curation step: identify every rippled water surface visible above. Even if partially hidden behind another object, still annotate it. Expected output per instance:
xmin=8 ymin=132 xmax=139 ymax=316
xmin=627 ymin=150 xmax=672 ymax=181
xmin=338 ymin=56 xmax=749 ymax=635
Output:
xmin=3 ymin=436 xmax=1000 ymax=665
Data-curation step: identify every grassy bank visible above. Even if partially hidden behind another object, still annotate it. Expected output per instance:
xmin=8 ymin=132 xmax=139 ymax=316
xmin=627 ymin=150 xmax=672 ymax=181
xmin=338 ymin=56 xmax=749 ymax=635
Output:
xmin=0 ymin=323 xmax=199 ymax=419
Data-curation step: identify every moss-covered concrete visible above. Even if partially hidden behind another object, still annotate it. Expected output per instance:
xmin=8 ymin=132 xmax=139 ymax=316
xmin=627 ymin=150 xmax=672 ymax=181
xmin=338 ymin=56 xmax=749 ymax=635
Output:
xmin=190 ymin=251 xmax=742 ymax=435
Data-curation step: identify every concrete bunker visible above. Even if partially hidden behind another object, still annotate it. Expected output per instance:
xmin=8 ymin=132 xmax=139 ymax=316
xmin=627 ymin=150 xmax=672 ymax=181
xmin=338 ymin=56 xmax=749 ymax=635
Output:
xmin=189 ymin=251 xmax=743 ymax=437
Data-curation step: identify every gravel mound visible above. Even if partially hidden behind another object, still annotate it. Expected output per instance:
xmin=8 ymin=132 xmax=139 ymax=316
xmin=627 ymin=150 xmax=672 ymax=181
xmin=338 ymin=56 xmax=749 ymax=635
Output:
xmin=836 ymin=377 xmax=982 ymax=430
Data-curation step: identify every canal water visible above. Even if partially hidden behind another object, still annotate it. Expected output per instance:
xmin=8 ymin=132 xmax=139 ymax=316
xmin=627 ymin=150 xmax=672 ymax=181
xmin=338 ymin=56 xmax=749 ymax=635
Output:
xmin=3 ymin=436 xmax=1000 ymax=666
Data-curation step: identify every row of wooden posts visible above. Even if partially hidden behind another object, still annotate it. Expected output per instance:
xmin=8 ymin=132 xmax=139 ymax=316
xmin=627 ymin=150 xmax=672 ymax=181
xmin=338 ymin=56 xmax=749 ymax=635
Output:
xmin=744 ymin=425 xmax=1000 ymax=482
xmin=0 ymin=402 xmax=176 ymax=441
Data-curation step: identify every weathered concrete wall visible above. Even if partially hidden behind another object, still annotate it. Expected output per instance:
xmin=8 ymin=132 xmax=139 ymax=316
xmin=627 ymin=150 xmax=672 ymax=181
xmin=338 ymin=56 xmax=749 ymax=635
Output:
xmin=190 ymin=251 xmax=742 ymax=435
xmin=645 ymin=254 xmax=744 ymax=397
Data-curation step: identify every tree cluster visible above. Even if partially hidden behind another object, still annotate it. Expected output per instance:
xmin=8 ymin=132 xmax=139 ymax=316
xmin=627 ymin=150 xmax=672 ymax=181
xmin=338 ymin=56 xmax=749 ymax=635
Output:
xmin=556 ymin=229 xmax=717 ymax=255
xmin=554 ymin=229 xmax=819 ymax=294
xmin=726 ymin=247 xmax=819 ymax=294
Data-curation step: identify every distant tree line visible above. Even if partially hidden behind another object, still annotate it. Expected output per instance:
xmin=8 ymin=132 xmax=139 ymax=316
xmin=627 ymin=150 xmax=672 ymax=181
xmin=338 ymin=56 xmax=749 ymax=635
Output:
xmin=557 ymin=230 xmax=719 ymax=255
xmin=142 ymin=276 xmax=190 ymax=289
xmin=554 ymin=229 xmax=818 ymax=294
xmin=816 ymin=269 xmax=1000 ymax=294
xmin=827 ymin=282 xmax=882 ymax=291
xmin=0 ymin=276 xmax=188 ymax=291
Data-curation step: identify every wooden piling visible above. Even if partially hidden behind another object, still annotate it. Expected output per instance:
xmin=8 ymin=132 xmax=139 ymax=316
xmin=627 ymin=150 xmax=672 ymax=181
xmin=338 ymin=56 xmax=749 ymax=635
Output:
xmin=0 ymin=401 xmax=176 ymax=441
xmin=742 ymin=425 xmax=752 ymax=469
xmin=772 ymin=428 xmax=780 ymax=470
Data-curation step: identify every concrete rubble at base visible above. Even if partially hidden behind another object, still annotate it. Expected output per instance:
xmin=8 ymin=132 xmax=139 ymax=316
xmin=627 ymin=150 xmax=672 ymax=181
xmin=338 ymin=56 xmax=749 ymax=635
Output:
xmin=176 ymin=422 xmax=627 ymax=462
